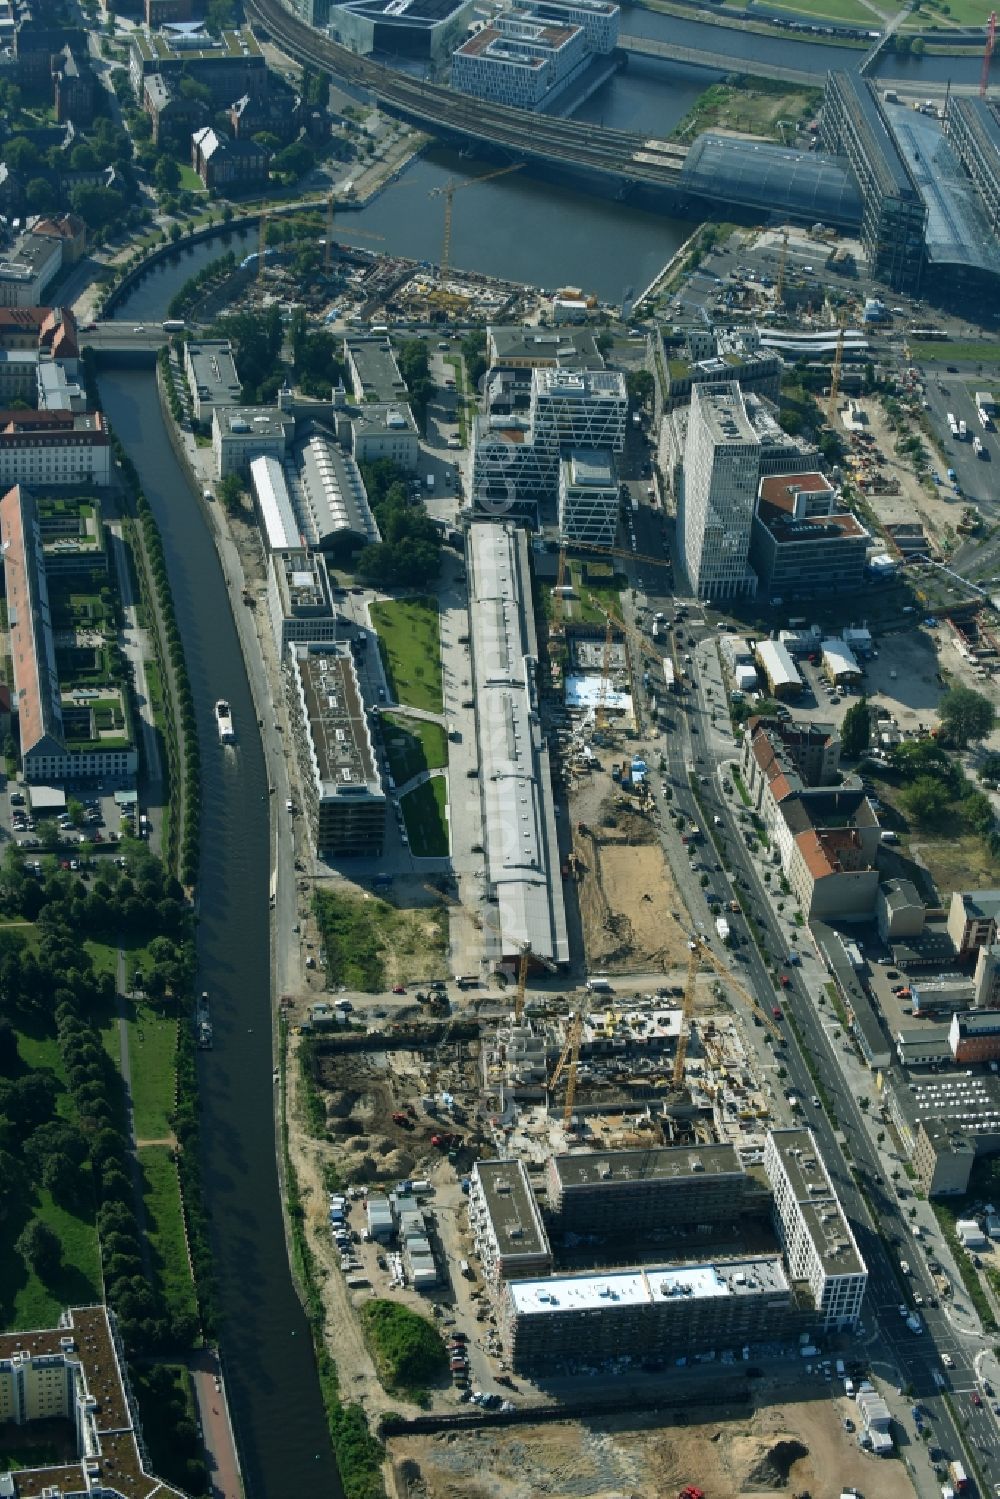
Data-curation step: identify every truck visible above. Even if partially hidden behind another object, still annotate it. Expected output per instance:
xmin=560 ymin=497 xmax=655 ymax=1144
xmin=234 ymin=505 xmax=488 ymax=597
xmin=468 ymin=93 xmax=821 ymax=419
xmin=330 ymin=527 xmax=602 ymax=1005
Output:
xmin=162 ymin=319 xmax=186 ymax=332
xmin=974 ymin=436 xmax=984 ymax=456
xmin=947 ymin=412 xmax=958 ymax=434
xmin=426 ymin=473 xmax=435 ymax=491
xmin=948 ymin=1461 xmax=968 ymax=1491
xmin=715 ymin=917 xmax=731 ymax=944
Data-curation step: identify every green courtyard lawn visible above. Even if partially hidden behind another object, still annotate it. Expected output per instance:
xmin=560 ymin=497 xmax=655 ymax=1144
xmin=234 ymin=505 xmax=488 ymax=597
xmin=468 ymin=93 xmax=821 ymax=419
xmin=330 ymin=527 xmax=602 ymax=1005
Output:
xmin=400 ymin=777 xmax=449 ymax=858
xmin=138 ymin=1146 xmax=199 ymax=1329
xmin=381 ymin=714 xmax=448 ymax=786
xmin=0 ymin=1184 xmax=101 ymax=1332
xmin=765 ymin=0 xmax=879 ymax=22
xmin=370 ymin=596 xmax=443 ymax=713
xmin=127 ymin=1009 xmax=179 ymax=1142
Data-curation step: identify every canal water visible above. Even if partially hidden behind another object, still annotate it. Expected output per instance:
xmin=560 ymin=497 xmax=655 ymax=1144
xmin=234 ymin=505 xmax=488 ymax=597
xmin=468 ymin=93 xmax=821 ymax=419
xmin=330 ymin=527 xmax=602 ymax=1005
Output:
xmin=96 ymin=367 xmax=342 ymax=1499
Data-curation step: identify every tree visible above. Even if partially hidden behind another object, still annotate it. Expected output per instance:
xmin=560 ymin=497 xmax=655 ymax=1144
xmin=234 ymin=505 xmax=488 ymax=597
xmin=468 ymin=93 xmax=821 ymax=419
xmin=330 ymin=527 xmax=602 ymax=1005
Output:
xmin=217 ymin=474 xmax=242 ymax=516
xmin=939 ymin=685 xmax=996 ymax=749
xmin=626 ymin=369 xmax=655 ymax=409
xmin=17 ymin=1219 xmax=62 ymax=1278
xmin=963 ymin=791 xmax=995 ymax=836
xmin=840 ymin=696 xmax=870 ymax=759
xmin=978 ymin=752 xmax=1000 ymax=783
xmin=4 ymin=136 xmax=41 ymax=173
xmin=902 ymin=775 xmax=952 ymax=828
xmin=154 ymin=156 xmax=181 ymax=193
xmin=26 ymin=177 xmax=56 ymax=212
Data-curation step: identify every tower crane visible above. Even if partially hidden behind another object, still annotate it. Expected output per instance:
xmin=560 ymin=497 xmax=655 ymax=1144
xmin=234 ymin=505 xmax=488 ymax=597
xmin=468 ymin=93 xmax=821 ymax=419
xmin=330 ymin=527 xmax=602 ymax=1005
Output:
xmin=827 ymin=315 xmax=847 ymax=423
xmin=323 ymin=195 xmax=384 ymax=274
xmin=513 ymin=945 xmax=531 ymax=1023
xmin=257 ymin=208 xmax=269 ymax=285
xmin=548 ymin=1010 xmax=584 ymax=1126
xmin=429 ymin=164 xmax=523 ymax=280
xmin=982 ymin=10 xmax=997 ymax=98
xmin=673 ymin=937 xmax=781 ymax=1088
xmin=672 ymin=942 xmax=703 ymax=1088
xmin=776 ymin=228 xmax=789 ymax=304
xmin=558 ymin=538 xmax=673 ymax=572
xmin=594 ymin=613 xmax=616 ymax=734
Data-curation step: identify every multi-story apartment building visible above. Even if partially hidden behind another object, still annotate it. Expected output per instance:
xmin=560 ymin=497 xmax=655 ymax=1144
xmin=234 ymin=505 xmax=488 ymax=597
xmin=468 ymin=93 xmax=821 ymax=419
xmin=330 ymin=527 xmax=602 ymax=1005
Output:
xmin=1 ymin=484 xmax=136 ymax=785
xmin=527 ymin=0 xmax=619 ymax=50
xmin=557 ymin=448 xmax=618 ymax=545
xmin=545 ymin=1144 xmax=761 ymax=1242
xmin=763 ymin=1128 xmax=867 ymax=1330
xmin=284 ymin=642 xmax=386 ymax=859
xmin=821 ymin=72 xmax=926 ymax=292
xmin=947 ymin=887 xmax=1000 ymax=959
xmin=681 ymin=381 xmax=760 ymax=601
xmin=950 ymin=1010 xmax=1000 ymax=1066
xmin=468 ymin=1159 xmax=553 ymax=1287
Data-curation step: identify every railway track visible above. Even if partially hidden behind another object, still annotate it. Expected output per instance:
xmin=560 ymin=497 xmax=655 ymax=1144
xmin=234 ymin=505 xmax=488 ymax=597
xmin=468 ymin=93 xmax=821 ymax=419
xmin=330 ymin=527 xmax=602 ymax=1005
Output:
xmin=244 ymin=0 xmax=686 ymax=188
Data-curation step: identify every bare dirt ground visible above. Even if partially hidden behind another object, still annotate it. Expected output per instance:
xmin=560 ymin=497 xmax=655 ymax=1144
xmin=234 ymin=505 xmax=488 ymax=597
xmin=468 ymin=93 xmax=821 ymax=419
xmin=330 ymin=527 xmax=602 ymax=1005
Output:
xmin=389 ymin=1398 xmax=915 ymax=1499
xmin=849 ymin=400 xmax=958 ymax=544
xmin=571 ymin=768 xmax=691 ymax=974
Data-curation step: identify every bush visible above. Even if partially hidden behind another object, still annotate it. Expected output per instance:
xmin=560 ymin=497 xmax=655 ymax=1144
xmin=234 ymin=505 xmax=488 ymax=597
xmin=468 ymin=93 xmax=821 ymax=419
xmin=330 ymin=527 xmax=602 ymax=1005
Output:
xmin=360 ymin=1299 xmax=447 ymax=1395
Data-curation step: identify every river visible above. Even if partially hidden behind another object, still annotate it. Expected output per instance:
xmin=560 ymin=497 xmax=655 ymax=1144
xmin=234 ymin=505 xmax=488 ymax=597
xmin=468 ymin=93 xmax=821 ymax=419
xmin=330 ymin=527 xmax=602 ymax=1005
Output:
xmin=96 ymin=366 xmax=342 ymax=1499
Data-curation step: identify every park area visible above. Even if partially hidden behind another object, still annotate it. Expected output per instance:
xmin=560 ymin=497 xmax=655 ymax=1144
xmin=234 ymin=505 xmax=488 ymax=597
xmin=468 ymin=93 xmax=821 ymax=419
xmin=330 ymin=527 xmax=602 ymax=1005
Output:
xmin=401 ymin=777 xmax=450 ymax=858
xmin=371 ymin=596 xmax=443 ymax=713
xmin=670 ymin=80 xmax=823 ymax=144
xmin=382 ymin=713 xmax=448 ymax=786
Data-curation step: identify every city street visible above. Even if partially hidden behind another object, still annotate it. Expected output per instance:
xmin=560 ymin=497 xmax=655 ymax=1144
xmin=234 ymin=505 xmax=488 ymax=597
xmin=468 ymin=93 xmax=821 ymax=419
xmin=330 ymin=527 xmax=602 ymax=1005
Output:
xmin=601 ymin=519 xmax=999 ymax=1495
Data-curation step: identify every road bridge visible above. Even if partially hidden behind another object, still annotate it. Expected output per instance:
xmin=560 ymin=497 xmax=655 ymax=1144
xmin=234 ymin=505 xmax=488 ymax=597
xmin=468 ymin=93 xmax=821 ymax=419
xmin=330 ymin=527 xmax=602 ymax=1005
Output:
xmin=619 ymin=34 xmax=820 ymax=85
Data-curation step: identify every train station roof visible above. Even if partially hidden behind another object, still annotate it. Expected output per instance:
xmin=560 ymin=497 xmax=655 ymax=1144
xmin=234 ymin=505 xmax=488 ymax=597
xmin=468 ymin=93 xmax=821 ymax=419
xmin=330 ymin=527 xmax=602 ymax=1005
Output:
xmin=680 ymin=135 xmax=863 ymax=229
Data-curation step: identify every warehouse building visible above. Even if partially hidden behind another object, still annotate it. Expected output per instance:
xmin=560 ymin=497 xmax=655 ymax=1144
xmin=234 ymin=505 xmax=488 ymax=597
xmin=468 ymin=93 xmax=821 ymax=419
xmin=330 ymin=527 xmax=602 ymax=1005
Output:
xmin=821 ymin=638 xmax=862 ymax=687
xmin=467 ymin=521 xmax=569 ymax=966
xmin=284 ymin=642 xmax=386 ymax=858
xmin=293 ymin=428 xmax=380 ymax=554
xmin=821 ymin=72 xmax=926 ymax=292
xmin=250 ymin=454 xmax=301 ymax=551
xmin=755 ymin=640 xmax=802 ymax=699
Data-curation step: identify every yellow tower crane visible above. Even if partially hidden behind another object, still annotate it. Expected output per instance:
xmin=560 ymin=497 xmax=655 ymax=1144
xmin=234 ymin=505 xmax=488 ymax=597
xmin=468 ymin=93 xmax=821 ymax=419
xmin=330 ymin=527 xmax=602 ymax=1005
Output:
xmin=672 ymin=942 xmax=703 ymax=1088
xmin=776 ymin=228 xmax=789 ymax=304
xmin=513 ymin=946 xmax=531 ymax=1023
xmin=429 ymin=164 xmax=523 ymax=281
xmin=828 ymin=315 xmax=847 ymax=423
xmin=693 ymin=937 xmax=782 ymax=1043
xmin=549 ymin=1010 xmax=584 ymax=1125
xmin=257 ymin=208 xmax=269 ymax=285
xmin=323 ymin=195 xmax=384 ymax=274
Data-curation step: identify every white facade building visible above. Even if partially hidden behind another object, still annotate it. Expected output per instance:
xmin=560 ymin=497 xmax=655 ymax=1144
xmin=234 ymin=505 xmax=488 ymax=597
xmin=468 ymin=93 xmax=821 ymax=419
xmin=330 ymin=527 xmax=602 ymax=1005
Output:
xmin=558 ymin=448 xmax=618 ymax=545
xmin=267 ymin=547 xmax=339 ymax=654
xmin=681 ymin=381 xmax=760 ymax=601
xmin=0 ymin=234 xmax=63 ymax=308
xmin=531 ymin=367 xmax=627 ymax=462
xmin=452 ymin=14 xmax=587 ymax=109
xmin=528 ymin=0 xmax=619 ymax=50
xmin=0 ymin=412 xmax=111 ymax=488
xmin=763 ymin=1128 xmax=867 ymax=1330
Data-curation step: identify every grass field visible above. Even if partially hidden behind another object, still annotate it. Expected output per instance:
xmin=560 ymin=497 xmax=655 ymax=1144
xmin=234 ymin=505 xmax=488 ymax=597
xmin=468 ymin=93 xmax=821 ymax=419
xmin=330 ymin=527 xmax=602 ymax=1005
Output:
xmin=314 ymin=888 xmax=448 ymax=990
xmin=127 ymin=1011 xmax=178 ymax=1141
xmin=911 ymin=339 xmax=1000 ymax=364
xmin=670 ymin=80 xmax=823 ymax=143
xmin=765 ymin=0 xmax=878 ymax=21
xmin=0 ymin=1185 xmax=101 ymax=1332
xmin=903 ymin=0 xmax=991 ymax=25
xmin=139 ymin=1146 xmax=199 ymax=1326
xmin=400 ymin=776 xmax=449 ymax=858
xmin=178 ymin=165 xmax=205 ymax=193
xmin=370 ymin=596 xmax=443 ymax=713
xmin=381 ymin=714 xmax=448 ymax=786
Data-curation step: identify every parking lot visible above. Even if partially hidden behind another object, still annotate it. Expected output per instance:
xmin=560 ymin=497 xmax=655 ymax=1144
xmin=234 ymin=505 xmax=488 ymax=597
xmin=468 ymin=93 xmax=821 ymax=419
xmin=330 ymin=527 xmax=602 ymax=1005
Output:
xmin=2 ymin=783 xmax=147 ymax=859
